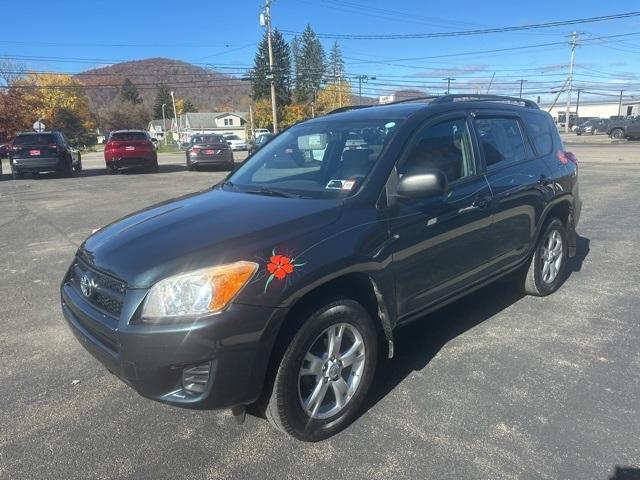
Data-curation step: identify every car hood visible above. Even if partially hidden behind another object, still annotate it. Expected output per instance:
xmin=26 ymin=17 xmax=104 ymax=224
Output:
xmin=80 ymin=188 xmax=343 ymax=288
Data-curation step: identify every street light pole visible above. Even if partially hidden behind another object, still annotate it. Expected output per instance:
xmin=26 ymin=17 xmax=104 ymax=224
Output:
xmin=170 ymin=91 xmax=179 ymax=143
xmin=262 ymin=1 xmax=278 ymax=133
xmin=443 ymin=77 xmax=455 ymax=95
xmin=161 ymin=104 xmax=167 ymax=144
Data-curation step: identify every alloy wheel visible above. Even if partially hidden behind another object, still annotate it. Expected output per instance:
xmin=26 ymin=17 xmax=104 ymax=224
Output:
xmin=298 ymin=323 xmax=366 ymax=420
xmin=540 ymin=230 xmax=563 ymax=284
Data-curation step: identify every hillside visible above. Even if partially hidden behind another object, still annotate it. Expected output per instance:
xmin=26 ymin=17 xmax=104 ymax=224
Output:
xmin=75 ymin=58 xmax=251 ymax=117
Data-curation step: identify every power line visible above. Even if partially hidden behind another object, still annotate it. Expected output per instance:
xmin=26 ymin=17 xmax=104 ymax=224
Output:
xmin=281 ymin=12 xmax=640 ymax=39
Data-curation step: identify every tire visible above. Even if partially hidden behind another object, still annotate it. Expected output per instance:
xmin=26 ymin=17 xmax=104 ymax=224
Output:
xmin=11 ymin=168 xmax=22 ymax=180
xmin=62 ymin=158 xmax=76 ymax=177
xmin=150 ymin=157 xmax=159 ymax=173
xmin=523 ymin=218 xmax=568 ymax=296
xmin=610 ymin=128 xmax=624 ymax=139
xmin=265 ymin=297 xmax=378 ymax=441
xmin=75 ymin=155 xmax=83 ymax=174
xmin=186 ymin=162 xmax=195 ymax=171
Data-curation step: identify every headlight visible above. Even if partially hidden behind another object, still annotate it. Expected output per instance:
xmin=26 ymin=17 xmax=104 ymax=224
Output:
xmin=141 ymin=261 xmax=258 ymax=321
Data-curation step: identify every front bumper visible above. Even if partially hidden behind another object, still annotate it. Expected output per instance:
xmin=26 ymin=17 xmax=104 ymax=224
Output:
xmin=189 ymin=153 xmax=233 ymax=165
xmin=61 ymin=266 xmax=282 ymax=409
xmin=11 ymin=156 xmax=62 ymax=171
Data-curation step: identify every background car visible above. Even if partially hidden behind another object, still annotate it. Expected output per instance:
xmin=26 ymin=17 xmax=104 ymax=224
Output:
xmin=608 ymin=117 xmax=640 ymax=139
xmin=223 ymin=134 xmax=247 ymax=151
xmin=248 ymin=133 xmax=274 ymax=155
xmin=574 ymin=118 xmax=611 ymax=135
xmin=104 ymin=130 xmax=158 ymax=173
xmin=9 ymin=131 xmax=81 ymax=179
xmin=185 ymin=134 xmax=234 ymax=170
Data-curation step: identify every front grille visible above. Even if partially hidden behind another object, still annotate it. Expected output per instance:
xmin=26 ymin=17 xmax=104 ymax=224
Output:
xmin=69 ymin=258 xmax=126 ymax=318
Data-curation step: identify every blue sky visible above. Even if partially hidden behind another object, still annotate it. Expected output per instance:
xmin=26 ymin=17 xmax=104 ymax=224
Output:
xmin=2 ymin=0 xmax=640 ymax=102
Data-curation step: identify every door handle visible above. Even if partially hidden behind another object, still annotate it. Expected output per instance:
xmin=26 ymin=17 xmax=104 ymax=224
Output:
xmin=458 ymin=195 xmax=491 ymax=214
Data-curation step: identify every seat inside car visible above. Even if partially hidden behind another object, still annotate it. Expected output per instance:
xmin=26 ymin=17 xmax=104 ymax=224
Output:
xmin=336 ymin=148 xmax=373 ymax=179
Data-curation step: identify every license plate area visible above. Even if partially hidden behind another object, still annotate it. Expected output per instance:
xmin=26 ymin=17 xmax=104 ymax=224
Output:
xmin=125 ymin=146 xmax=135 ymax=151
xmin=205 ymin=149 xmax=215 ymax=155
xmin=29 ymin=150 xmax=41 ymax=156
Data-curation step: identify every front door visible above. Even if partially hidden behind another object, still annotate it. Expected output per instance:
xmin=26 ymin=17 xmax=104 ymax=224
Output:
xmin=387 ymin=115 xmax=494 ymax=319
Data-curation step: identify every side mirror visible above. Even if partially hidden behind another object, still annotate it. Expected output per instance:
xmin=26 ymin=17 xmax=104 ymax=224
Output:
xmin=396 ymin=170 xmax=447 ymax=199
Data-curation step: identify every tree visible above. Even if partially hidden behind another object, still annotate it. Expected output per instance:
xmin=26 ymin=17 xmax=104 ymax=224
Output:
xmin=0 ymin=58 xmax=26 ymax=87
xmin=51 ymin=108 xmax=96 ymax=146
xmin=295 ymin=24 xmax=326 ymax=103
xmin=315 ymin=80 xmax=353 ymax=115
xmin=251 ymin=28 xmax=291 ymax=108
xmin=153 ymin=85 xmax=173 ymax=120
xmin=19 ymin=73 xmax=94 ymax=129
xmin=253 ymin=97 xmax=276 ymax=130
xmin=328 ymin=41 xmax=345 ymax=81
xmin=0 ymin=88 xmax=32 ymax=141
xmin=101 ymin=102 xmax=151 ymax=132
xmin=175 ymin=98 xmax=197 ymax=115
xmin=281 ymin=103 xmax=311 ymax=128
xmin=120 ymin=78 xmax=142 ymax=104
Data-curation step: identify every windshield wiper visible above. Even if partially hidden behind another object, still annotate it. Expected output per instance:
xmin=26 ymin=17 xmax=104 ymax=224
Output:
xmin=240 ymin=186 xmax=301 ymax=198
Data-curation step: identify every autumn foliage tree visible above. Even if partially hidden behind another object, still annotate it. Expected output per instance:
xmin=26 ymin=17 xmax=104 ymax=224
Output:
xmin=0 ymin=89 xmax=32 ymax=141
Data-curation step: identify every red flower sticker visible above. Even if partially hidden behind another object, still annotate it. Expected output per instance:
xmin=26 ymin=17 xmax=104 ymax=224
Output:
xmin=267 ymin=255 xmax=294 ymax=280
xmin=264 ymin=250 xmax=305 ymax=292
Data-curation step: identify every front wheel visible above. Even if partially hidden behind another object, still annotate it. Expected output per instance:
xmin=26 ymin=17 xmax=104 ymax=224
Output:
xmin=264 ymin=298 xmax=378 ymax=441
xmin=523 ymin=218 xmax=568 ymax=296
xmin=12 ymin=168 xmax=22 ymax=180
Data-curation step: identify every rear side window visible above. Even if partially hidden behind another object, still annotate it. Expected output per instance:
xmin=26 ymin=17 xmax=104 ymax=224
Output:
xmin=520 ymin=112 xmax=554 ymax=156
xmin=110 ymin=132 xmax=148 ymax=141
xmin=13 ymin=134 xmax=56 ymax=145
xmin=475 ymin=117 xmax=527 ymax=168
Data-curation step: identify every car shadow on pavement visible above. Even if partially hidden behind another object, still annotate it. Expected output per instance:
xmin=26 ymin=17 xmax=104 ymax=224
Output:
xmin=610 ymin=467 xmax=640 ymax=480
xmin=361 ymin=234 xmax=591 ymax=418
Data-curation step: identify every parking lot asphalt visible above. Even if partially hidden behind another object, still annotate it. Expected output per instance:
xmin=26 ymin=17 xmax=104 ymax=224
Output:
xmin=0 ymin=144 xmax=639 ymax=480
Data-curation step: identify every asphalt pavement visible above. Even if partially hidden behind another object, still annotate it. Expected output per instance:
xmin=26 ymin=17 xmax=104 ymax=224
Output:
xmin=0 ymin=144 xmax=639 ymax=479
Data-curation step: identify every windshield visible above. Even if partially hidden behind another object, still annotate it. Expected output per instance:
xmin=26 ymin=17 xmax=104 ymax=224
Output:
xmin=192 ymin=135 xmax=224 ymax=144
xmin=225 ymin=118 xmax=402 ymax=199
xmin=13 ymin=134 xmax=56 ymax=145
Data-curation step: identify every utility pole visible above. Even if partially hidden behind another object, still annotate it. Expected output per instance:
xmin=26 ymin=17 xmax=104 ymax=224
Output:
xmin=170 ymin=90 xmax=179 ymax=143
xmin=261 ymin=1 xmax=278 ymax=133
xmin=518 ymin=79 xmax=527 ymax=98
xmin=575 ymin=89 xmax=581 ymax=124
xmin=443 ymin=77 xmax=455 ymax=95
xmin=249 ymin=104 xmax=255 ymax=139
xmin=356 ymin=75 xmax=376 ymax=104
xmin=564 ymin=32 xmax=578 ymax=133
xmin=618 ymin=90 xmax=624 ymax=117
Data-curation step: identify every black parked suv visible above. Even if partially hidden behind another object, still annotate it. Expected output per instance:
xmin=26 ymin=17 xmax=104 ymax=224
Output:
xmin=61 ymin=95 xmax=581 ymax=441
xmin=10 ymin=131 xmax=81 ymax=179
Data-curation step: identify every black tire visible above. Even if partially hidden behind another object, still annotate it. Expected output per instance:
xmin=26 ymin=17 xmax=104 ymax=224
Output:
xmin=11 ymin=168 xmax=22 ymax=180
xmin=186 ymin=161 xmax=195 ymax=171
xmin=75 ymin=156 xmax=83 ymax=174
xmin=150 ymin=157 xmax=159 ymax=173
xmin=62 ymin=157 xmax=75 ymax=177
xmin=264 ymin=297 xmax=378 ymax=441
xmin=523 ymin=218 xmax=568 ymax=296
xmin=610 ymin=128 xmax=624 ymax=139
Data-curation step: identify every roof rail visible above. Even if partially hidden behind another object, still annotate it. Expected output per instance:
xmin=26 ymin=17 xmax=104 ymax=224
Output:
xmin=383 ymin=95 xmax=441 ymax=105
xmin=431 ymin=94 xmax=539 ymax=109
xmin=327 ymin=105 xmax=376 ymax=115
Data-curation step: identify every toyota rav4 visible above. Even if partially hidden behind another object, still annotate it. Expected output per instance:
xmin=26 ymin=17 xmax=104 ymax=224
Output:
xmin=61 ymin=95 xmax=581 ymax=441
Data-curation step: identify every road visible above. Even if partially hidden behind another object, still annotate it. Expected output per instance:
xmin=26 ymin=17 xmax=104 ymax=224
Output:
xmin=0 ymin=144 xmax=639 ymax=479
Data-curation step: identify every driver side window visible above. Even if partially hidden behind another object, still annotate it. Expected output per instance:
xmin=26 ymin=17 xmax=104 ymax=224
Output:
xmin=400 ymin=118 xmax=475 ymax=183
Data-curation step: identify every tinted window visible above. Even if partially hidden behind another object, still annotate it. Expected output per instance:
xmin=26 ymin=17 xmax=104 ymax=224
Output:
xmin=521 ymin=112 xmax=554 ymax=156
xmin=225 ymin=135 xmax=241 ymax=140
xmin=400 ymin=118 xmax=475 ymax=183
xmin=13 ymin=134 xmax=56 ymax=145
xmin=192 ymin=135 xmax=224 ymax=144
xmin=110 ymin=132 xmax=148 ymax=141
xmin=475 ymin=117 xmax=527 ymax=167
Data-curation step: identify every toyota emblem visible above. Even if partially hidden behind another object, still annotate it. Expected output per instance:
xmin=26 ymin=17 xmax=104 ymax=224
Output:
xmin=80 ymin=273 xmax=95 ymax=298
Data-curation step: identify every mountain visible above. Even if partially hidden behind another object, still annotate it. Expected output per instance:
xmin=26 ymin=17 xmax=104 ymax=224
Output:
xmin=75 ymin=58 xmax=251 ymax=118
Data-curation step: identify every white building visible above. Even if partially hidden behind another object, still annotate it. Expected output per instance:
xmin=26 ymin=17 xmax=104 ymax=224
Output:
xmin=176 ymin=112 xmax=248 ymax=143
xmin=542 ymin=100 xmax=640 ymax=124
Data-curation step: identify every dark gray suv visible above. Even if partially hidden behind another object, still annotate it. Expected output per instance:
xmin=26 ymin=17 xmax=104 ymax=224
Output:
xmin=61 ymin=95 xmax=581 ymax=441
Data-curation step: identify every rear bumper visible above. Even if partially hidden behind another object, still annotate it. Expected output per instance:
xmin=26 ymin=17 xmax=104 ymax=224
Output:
xmin=61 ymin=278 xmax=282 ymax=409
xmin=107 ymin=156 xmax=156 ymax=169
xmin=11 ymin=156 xmax=62 ymax=171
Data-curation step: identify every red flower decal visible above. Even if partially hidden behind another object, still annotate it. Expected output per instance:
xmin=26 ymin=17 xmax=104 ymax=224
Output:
xmin=267 ymin=255 xmax=294 ymax=280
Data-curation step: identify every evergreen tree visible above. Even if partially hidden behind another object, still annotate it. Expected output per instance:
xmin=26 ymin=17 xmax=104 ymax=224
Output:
xmin=295 ymin=24 xmax=326 ymax=103
xmin=153 ymin=85 xmax=173 ymax=120
xmin=120 ymin=78 xmax=142 ymax=104
xmin=290 ymin=36 xmax=301 ymax=90
xmin=328 ymin=41 xmax=345 ymax=81
xmin=251 ymin=28 xmax=291 ymax=108
xmin=182 ymin=99 xmax=197 ymax=113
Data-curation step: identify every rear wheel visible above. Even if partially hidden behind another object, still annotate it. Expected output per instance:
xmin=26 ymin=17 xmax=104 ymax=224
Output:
xmin=11 ymin=168 xmax=22 ymax=180
xmin=62 ymin=158 xmax=75 ymax=177
xmin=611 ymin=128 xmax=624 ymax=139
xmin=523 ymin=218 xmax=568 ymax=296
xmin=74 ymin=155 xmax=83 ymax=174
xmin=150 ymin=157 xmax=159 ymax=172
xmin=264 ymin=297 xmax=378 ymax=441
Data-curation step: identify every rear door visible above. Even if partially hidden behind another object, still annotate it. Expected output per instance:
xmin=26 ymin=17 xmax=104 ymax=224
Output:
xmin=387 ymin=113 xmax=494 ymax=318
xmin=474 ymin=111 xmax=553 ymax=271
